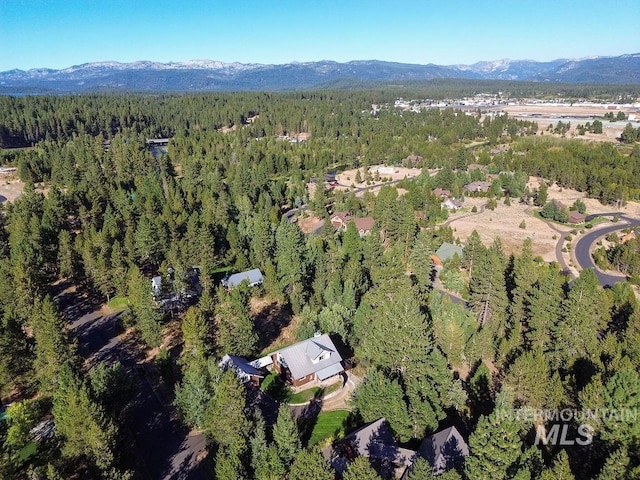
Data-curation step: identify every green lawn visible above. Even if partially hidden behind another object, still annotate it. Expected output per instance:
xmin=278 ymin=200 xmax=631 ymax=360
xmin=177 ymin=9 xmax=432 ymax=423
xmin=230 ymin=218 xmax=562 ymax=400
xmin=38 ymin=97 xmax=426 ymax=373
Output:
xmin=308 ymin=410 xmax=350 ymax=446
xmin=287 ymin=387 xmax=323 ymax=404
xmin=107 ymin=296 xmax=129 ymax=311
xmin=18 ymin=442 xmax=37 ymax=462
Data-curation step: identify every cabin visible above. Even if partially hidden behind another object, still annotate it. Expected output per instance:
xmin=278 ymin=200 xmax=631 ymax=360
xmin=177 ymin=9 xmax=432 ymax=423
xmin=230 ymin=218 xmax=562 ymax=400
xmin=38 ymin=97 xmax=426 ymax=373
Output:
xmin=219 ymin=354 xmax=265 ymax=387
xmin=222 ymin=268 xmax=264 ymax=289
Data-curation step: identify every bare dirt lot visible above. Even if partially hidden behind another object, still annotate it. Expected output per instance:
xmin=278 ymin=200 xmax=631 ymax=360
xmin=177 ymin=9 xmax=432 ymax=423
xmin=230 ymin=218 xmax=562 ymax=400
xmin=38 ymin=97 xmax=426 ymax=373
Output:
xmin=501 ymin=104 xmax=639 ymax=142
xmin=0 ymin=178 xmax=25 ymax=203
xmin=446 ymin=178 xmax=640 ymax=262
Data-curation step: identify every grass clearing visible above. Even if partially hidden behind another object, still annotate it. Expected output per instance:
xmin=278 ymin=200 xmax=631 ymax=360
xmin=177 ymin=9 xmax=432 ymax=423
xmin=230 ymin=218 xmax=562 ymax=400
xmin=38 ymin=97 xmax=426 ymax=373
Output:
xmin=107 ymin=296 xmax=129 ymax=311
xmin=288 ymin=387 xmax=322 ymax=404
xmin=308 ymin=410 xmax=350 ymax=446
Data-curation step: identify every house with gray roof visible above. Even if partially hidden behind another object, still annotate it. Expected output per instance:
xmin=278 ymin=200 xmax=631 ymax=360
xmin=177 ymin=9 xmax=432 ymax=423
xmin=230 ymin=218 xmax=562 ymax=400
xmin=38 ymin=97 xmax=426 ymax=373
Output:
xmin=271 ymin=333 xmax=344 ymax=387
xmin=325 ymin=418 xmax=417 ymax=479
xmin=405 ymin=426 xmax=469 ymax=477
xmin=219 ymin=354 xmax=266 ymax=386
xmin=222 ymin=268 xmax=264 ymax=289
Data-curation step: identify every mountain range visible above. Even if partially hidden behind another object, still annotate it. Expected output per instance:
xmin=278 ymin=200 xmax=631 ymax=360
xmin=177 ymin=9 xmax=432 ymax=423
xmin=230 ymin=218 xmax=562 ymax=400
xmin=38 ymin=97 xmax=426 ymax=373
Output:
xmin=1 ymin=53 xmax=639 ymax=93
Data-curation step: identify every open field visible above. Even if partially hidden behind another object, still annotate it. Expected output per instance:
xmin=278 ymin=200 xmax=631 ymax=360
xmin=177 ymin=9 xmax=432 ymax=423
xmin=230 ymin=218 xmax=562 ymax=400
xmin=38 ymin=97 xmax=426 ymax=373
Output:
xmin=447 ymin=178 xmax=640 ymax=261
xmin=500 ymin=104 xmax=639 ymax=142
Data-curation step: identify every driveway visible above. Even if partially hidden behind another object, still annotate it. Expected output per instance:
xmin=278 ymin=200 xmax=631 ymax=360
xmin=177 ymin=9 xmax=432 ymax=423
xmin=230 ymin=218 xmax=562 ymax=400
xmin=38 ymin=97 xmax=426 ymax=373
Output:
xmin=56 ymin=286 xmax=209 ymax=480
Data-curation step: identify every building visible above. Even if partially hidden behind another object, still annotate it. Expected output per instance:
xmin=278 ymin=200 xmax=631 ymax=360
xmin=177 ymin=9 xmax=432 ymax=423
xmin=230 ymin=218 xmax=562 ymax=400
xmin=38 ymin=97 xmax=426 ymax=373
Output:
xmin=326 ymin=418 xmax=417 ymax=479
xmin=222 ymin=268 xmax=264 ymax=289
xmin=219 ymin=354 xmax=265 ymax=386
xmin=331 ymin=211 xmax=375 ymax=236
xmin=568 ymin=211 xmax=586 ymax=224
xmin=352 ymin=217 xmax=375 ymax=236
xmin=271 ymin=333 xmax=344 ymax=387
xmin=331 ymin=211 xmax=352 ymax=229
xmin=434 ymin=243 xmax=464 ymax=265
xmin=412 ymin=426 xmax=469 ymax=476
xmin=433 ymin=188 xmax=452 ymax=199
xmin=463 ymin=181 xmax=492 ymax=193
xmin=442 ymin=198 xmax=463 ymax=210
xmin=151 ymin=276 xmax=163 ymax=297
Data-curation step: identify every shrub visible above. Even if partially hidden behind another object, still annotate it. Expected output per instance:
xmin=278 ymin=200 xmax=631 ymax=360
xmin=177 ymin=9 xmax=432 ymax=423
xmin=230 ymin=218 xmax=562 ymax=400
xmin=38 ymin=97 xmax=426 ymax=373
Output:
xmin=519 ymin=220 xmax=526 ymax=229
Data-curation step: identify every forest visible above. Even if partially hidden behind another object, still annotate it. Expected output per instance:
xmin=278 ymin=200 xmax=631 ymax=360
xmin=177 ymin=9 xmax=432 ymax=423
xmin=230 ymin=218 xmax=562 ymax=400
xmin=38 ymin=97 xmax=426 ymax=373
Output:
xmin=0 ymin=91 xmax=639 ymax=480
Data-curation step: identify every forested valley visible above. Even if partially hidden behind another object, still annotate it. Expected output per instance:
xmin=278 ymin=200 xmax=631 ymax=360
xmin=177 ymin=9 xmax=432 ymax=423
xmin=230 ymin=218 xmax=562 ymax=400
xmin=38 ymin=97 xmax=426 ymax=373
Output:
xmin=0 ymin=90 xmax=639 ymax=480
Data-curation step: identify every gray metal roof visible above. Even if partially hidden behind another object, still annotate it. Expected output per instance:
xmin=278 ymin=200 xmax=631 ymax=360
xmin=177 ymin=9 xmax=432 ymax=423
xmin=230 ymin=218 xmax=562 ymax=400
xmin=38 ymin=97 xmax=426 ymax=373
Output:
xmin=276 ymin=334 xmax=343 ymax=380
xmin=219 ymin=354 xmax=265 ymax=378
xmin=223 ymin=268 xmax=264 ymax=288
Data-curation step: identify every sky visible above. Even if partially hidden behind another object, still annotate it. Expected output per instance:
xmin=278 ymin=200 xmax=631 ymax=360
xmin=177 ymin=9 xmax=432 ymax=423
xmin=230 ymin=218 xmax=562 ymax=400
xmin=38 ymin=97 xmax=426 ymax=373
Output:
xmin=1 ymin=0 xmax=639 ymax=71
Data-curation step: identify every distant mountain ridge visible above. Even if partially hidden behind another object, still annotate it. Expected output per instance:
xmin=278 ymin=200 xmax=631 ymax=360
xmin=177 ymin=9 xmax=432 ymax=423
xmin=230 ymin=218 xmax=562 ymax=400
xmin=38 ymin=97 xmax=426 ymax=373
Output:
xmin=1 ymin=53 xmax=638 ymax=93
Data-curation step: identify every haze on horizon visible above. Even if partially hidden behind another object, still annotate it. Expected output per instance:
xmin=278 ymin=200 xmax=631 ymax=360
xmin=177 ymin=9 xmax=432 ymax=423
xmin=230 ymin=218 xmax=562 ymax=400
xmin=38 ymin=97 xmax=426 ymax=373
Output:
xmin=1 ymin=0 xmax=638 ymax=71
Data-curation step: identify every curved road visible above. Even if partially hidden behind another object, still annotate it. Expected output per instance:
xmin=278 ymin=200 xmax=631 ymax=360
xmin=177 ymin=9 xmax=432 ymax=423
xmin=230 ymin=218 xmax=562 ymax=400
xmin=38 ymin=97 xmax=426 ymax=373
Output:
xmin=574 ymin=213 xmax=640 ymax=287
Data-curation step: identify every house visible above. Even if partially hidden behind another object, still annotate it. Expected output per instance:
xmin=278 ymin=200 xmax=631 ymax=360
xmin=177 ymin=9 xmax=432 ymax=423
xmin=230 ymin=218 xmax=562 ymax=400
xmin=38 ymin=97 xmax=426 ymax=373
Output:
xmin=463 ymin=181 xmax=492 ymax=193
xmin=433 ymin=188 xmax=452 ymax=199
xmin=151 ymin=276 xmax=163 ymax=297
xmin=331 ymin=211 xmax=375 ymax=236
xmin=222 ymin=268 xmax=264 ymax=289
xmin=326 ymin=418 xmax=417 ymax=479
xmin=442 ymin=198 xmax=463 ymax=210
xmin=331 ymin=211 xmax=352 ymax=229
xmin=434 ymin=243 xmax=464 ymax=265
xmin=568 ymin=211 xmax=586 ymax=224
xmin=219 ymin=354 xmax=265 ymax=386
xmin=352 ymin=217 xmax=375 ymax=236
xmin=271 ymin=333 xmax=344 ymax=387
xmin=412 ymin=426 xmax=469 ymax=476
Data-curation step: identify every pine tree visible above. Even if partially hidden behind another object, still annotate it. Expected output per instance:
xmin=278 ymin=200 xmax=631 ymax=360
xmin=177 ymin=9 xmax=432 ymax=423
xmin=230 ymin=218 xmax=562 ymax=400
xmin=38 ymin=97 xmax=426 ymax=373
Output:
xmin=551 ymin=268 xmax=609 ymax=368
xmin=30 ymin=296 xmax=77 ymax=392
xmin=273 ymin=404 xmax=301 ymax=468
xmin=355 ymin=279 xmax=431 ymax=375
xmin=287 ymin=448 xmax=335 ymax=480
xmin=53 ymin=364 xmax=117 ymax=471
xmin=205 ymin=370 xmax=250 ymax=454
xmin=525 ymin=265 xmax=564 ymax=351
xmin=409 ymin=230 xmax=436 ymax=290
xmin=215 ymin=446 xmax=246 ymax=480
xmin=539 ymin=450 xmax=575 ymax=480
xmin=351 ymin=369 xmax=413 ymax=442
xmin=465 ymin=393 xmax=525 ymax=480
xmin=343 ymin=456 xmax=381 ymax=480
xmin=595 ymin=448 xmax=631 ymax=480
xmin=407 ymin=457 xmax=435 ymax=479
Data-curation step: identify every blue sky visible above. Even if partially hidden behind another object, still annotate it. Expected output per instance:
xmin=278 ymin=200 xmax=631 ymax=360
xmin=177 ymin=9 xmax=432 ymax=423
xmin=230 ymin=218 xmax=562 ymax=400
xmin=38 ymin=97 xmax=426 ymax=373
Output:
xmin=1 ymin=0 xmax=638 ymax=70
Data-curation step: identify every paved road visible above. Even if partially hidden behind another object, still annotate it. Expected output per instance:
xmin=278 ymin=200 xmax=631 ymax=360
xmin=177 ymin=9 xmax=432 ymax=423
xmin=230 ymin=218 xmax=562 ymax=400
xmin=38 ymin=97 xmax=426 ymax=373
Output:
xmin=55 ymin=286 xmax=209 ymax=480
xmin=573 ymin=213 xmax=640 ymax=287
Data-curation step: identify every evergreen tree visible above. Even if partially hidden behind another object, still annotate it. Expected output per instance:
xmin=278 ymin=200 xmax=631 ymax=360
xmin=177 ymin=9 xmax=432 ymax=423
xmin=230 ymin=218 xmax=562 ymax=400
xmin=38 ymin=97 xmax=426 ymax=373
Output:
xmin=343 ymin=456 xmax=381 ymax=480
xmin=407 ymin=457 xmax=435 ymax=479
xmin=287 ymin=448 xmax=335 ymax=480
xmin=273 ymin=404 xmax=301 ymax=468
xmin=215 ymin=446 xmax=246 ymax=480
xmin=465 ymin=393 xmax=525 ymax=480
xmin=539 ymin=450 xmax=575 ymax=480
xmin=205 ymin=370 xmax=250 ymax=454
xmin=30 ymin=296 xmax=77 ymax=392
xmin=351 ymin=369 xmax=413 ymax=442
xmin=53 ymin=364 xmax=117 ymax=471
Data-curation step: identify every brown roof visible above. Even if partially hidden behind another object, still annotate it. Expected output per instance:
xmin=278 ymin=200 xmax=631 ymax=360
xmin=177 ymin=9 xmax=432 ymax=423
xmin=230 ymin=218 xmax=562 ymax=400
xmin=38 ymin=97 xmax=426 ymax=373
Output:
xmin=568 ymin=211 xmax=586 ymax=224
xmin=331 ymin=211 xmax=351 ymax=227
xmin=352 ymin=217 xmax=374 ymax=233
xmin=433 ymin=188 xmax=451 ymax=198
